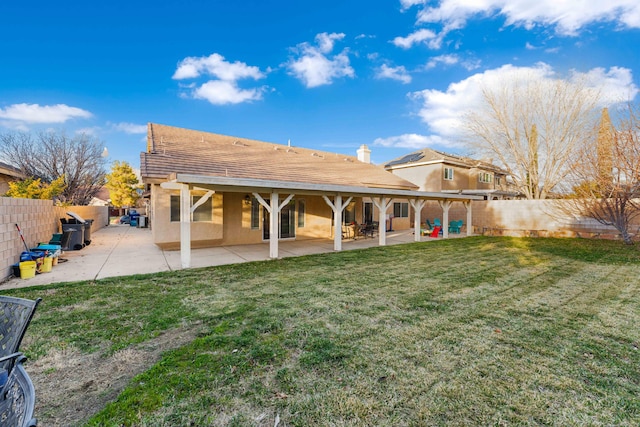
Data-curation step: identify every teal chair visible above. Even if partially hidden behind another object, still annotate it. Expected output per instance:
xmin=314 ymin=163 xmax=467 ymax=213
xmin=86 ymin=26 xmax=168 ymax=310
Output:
xmin=449 ymin=220 xmax=463 ymax=234
xmin=425 ymin=219 xmax=434 ymax=231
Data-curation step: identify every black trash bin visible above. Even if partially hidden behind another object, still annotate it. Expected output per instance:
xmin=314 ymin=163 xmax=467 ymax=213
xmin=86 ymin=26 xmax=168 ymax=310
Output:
xmin=66 ymin=212 xmax=93 ymax=246
xmin=81 ymin=219 xmax=94 ymax=245
xmin=61 ymin=220 xmax=85 ymax=251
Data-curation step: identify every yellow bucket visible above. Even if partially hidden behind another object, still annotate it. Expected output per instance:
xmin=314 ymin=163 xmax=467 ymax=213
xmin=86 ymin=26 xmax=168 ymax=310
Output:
xmin=41 ymin=257 xmax=53 ymax=273
xmin=19 ymin=261 xmax=36 ymax=279
xmin=52 ymin=256 xmax=58 ymax=266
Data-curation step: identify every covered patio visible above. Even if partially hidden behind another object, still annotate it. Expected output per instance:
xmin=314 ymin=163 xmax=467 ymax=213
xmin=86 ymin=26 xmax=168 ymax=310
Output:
xmin=161 ymin=173 xmax=482 ymax=268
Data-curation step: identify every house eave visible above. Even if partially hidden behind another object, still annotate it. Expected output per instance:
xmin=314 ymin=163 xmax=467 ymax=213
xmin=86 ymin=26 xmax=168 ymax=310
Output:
xmin=172 ymin=173 xmax=484 ymax=201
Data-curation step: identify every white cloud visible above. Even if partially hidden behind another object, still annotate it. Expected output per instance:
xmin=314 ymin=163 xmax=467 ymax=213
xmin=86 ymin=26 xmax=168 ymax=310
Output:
xmin=75 ymin=127 xmax=101 ymax=136
xmin=173 ymin=53 xmax=264 ymax=81
xmin=111 ymin=122 xmax=147 ymax=134
xmin=0 ymin=103 xmax=92 ymax=124
xmin=425 ymin=54 xmax=459 ymax=69
xmin=193 ymin=80 xmax=266 ymax=105
xmin=424 ymin=54 xmax=480 ymax=72
xmin=315 ymin=32 xmax=345 ymax=54
xmin=410 ymin=63 xmax=638 ymax=138
xmin=415 ymin=0 xmax=640 ymax=36
xmin=400 ymin=0 xmax=427 ymax=11
xmin=392 ymin=28 xmax=442 ymax=49
xmin=574 ymin=66 xmax=639 ymax=105
xmin=173 ymin=53 xmax=266 ymax=105
xmin=373 ymin=133 xmax=461 ymax=149
xmin=287 ymin=32 xmax=355 ymax=88
xmin=375 ymin=64 xmax=412 ymax=84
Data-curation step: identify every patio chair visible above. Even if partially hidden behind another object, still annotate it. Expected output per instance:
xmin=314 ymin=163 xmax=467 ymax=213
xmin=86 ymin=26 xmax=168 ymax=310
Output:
xmin=0 ymin=296 xmax=42 ymax=372
xmin=360 ymin=222 xmax=375 ymax=238
xmin=0 ymin=353 xmax=37 ymax=427
xmin=433 ymin=219 xmax=443 ymax=235
xmin=449 ymin=220 xmax=463 ymax=234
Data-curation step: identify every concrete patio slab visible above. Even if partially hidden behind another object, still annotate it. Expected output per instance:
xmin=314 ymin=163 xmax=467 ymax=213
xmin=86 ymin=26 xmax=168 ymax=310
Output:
xmin=0 ymin=223 xmax=453 ymax=290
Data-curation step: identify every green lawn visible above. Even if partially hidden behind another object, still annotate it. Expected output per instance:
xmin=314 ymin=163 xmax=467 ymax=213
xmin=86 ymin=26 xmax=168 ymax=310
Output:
xmin=9 ymin=237 xmax=640 ymax=426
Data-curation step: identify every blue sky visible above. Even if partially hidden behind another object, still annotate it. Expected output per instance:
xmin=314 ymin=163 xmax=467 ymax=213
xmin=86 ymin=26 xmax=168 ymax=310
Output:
xmin=1 ymin=0 xmax=639 ymax=170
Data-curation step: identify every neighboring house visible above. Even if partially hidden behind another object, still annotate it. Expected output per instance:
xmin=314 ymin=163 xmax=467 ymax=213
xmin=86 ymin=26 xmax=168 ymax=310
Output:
xmin=384 ymin=148 xmax=521 ymax=200
xmin=140 ymin=124 xmax=482 ymax=266
xmin=89 ymin=186 xmax=111 ymax=206
xmin=0 ymin=162 xmax=24 ymax=195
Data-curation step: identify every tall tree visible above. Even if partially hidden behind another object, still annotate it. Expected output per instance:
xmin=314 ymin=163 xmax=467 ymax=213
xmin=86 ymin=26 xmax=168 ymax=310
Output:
xmin=105 ymin=161 xmax=140 ymax=208
xmin=465 ymin=73 xmax=600 ymax=199
xmin=564 ymin=104 xmax=640 ymax=244
xmin=596 ymin=107 xmax=614 ymax=184
xmin=0 ymin=130 xmax=107 ymax=205
xmin=5 ymin=175 xmax=66 ymax=200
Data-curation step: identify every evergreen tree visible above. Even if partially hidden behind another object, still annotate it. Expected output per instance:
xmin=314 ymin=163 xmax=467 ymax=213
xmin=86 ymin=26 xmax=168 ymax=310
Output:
xmin=105 ymin=161 xmax=140 ymax=208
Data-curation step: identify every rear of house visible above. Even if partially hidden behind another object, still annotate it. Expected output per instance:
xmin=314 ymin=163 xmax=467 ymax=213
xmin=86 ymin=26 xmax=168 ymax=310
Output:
xmin=141 ymin=123 xmax=421 ymax=249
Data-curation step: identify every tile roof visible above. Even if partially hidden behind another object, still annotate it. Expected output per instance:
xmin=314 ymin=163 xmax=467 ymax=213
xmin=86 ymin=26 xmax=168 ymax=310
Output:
xmin=0 ymin=161 xmax=24 ymax=178
xmin=141 ymin=123 xmax=418 ymax=191
xmin=384 ymin=147 xmax=507 ymax=173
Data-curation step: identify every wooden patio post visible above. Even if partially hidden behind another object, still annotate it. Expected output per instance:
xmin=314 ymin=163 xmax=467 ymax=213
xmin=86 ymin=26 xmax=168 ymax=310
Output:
xmin=410 ymin=199 xmax=426 ymax=242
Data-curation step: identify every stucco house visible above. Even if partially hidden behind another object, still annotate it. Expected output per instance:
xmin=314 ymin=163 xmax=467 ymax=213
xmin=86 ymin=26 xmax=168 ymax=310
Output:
xmin=384 ymin=148 xmax=521 ymax=200
xmin=140 ymin=124 xmax=482 ymax=267
xmin=0 ymin=161 xmax=24 ymax=195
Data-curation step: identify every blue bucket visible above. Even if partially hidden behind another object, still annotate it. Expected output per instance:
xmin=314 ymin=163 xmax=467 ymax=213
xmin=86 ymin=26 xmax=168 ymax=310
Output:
xmin=20 ymin=251 xmax=40 ymax=262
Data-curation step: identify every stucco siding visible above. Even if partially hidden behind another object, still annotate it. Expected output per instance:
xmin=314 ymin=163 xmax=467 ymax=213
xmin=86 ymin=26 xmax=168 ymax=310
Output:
xmin=150 ymin=184 xmax=224 ymax=247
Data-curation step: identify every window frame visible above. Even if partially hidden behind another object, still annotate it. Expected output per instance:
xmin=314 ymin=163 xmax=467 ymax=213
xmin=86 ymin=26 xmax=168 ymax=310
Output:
xmin=250 ymin=197 xmax=260 ymax=229
xmin=444 ymin=167 xmax=454 ymax=181
xmin=297 ymin=199 xmax=305 ymax=228
xmin=170 ymin=194 xmax=214 ymax=223
xmin=478 ymin=172 xmax=493 ymax=183
xmin=393 ymin=202 xmax=409 ymax=218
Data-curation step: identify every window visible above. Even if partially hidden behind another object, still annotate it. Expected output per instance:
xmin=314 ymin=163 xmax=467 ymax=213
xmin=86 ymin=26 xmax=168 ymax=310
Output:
xmin=297 ymin=199 xmax=305 ymax=228
xmin=342 ymin=201 xmax=356 ymax=225
xmin=495 ymin=176 xmax=502 ymax=185
xmin=170 ymin=194 xmax=213 ymax=222
xmin=250 ymin=197 xmax=260 ymax=229
xmin=479 ymin=172 xmax=493 ymax=183
xmin=444 ymin=167 xmax=454 ymax=180
xmin=393 ymin=202 xmax=409 ymax=218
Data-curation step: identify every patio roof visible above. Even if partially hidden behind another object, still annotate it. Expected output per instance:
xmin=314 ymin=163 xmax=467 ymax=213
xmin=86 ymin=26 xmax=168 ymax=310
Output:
xmin=169 ymin=173 xmax=484 ymax=202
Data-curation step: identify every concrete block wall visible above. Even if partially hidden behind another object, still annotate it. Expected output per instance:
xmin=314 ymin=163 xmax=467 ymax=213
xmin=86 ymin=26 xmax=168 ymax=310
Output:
xmin=1 ymin=197 xmax=108 ymax=281
xmin=471 ymin=199 xmax=640 ymax=239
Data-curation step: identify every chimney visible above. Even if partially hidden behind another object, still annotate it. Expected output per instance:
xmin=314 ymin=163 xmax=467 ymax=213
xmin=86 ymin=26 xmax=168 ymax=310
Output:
xmin=357 ymin=144 xmax=371 ymax=163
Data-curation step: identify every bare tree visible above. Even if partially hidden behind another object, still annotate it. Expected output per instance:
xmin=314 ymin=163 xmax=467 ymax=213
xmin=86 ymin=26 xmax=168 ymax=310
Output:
xmin=0 ymin=130 xmax=107 ymax=205
xmin=464 ymin=73 xmax=600 ymax=199
xmin=564 ymin=105 xmax=640 ymax=244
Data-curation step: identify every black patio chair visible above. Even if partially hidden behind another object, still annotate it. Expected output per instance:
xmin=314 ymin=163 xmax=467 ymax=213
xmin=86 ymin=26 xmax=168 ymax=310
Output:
xmin=0 ymin=296 xmax=42 ymax=372
xmin=0 ymin=353 xmax=37 ymax=427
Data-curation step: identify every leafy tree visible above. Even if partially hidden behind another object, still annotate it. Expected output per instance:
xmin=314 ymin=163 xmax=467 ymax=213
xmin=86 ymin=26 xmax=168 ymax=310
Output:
xmin=5 ymin=175 xmax=66 ymax=200
xmin=464 ymin=73 xmax=600 ymax=199
xmin=105 ymin=161 xmax=140 ymax=208
xmin=0 ymin=130 xmax=107 ymax=205
xmin=564 ymin=105 xmax=640 ymax=244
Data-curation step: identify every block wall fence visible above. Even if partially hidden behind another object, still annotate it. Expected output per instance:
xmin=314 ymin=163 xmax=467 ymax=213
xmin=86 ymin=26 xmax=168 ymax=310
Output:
xmin=420 ymin=199 xmax=638 ymax=238
xmin=0 ymin=197 xmax=108 ymax=281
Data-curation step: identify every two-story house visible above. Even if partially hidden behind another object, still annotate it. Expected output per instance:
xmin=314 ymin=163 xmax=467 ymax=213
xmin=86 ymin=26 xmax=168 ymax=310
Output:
xmin=384 ymin=148 xmax=520 ymax=200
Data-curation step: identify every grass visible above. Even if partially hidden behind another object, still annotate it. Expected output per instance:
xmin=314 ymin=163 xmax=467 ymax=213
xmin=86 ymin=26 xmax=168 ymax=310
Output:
xmin=7 ymin=236 xmax=640 ymax=426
